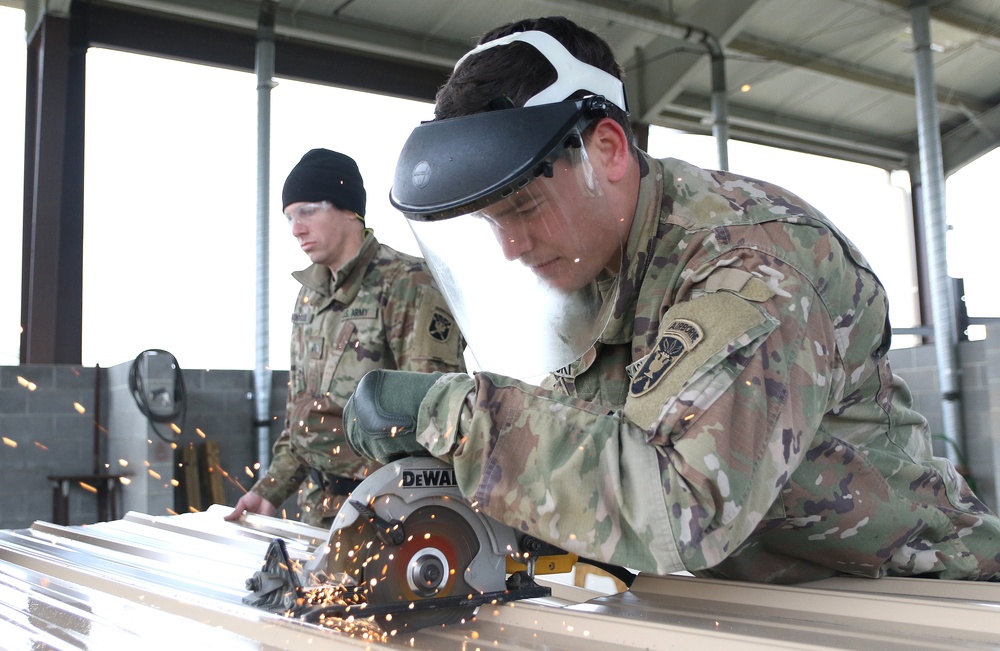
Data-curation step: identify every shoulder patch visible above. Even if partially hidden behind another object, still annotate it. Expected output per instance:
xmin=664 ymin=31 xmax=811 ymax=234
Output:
xmin=623 ymin=291 xmax=777 ymax=432
xmin=428 ymin=309 xmax=454 ymax=342
xmin=629 ymin=319 xmax=703 ymax=396
xmin=412 ymin=292 xmax=465 ymax=367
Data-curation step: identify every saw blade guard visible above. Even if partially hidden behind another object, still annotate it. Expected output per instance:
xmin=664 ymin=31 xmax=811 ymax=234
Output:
xmin=302 ymin=457 xmax=518 ymax=596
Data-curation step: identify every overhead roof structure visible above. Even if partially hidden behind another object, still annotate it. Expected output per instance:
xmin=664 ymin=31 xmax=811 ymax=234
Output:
xmin=24 ymin=0 xmax=1000 ymax=173
xmin=13 ymin=0 xmax=1000 ymax=365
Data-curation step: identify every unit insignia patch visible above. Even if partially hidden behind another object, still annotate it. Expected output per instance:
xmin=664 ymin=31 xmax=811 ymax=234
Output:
xmin=629 ymin=319 xmax=704 ymax=396
xmin=429 ymin=310 xmax=453 ymax=342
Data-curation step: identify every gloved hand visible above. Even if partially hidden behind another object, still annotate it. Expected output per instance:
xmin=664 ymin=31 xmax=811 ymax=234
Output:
xmin=343 ymin=369 xmax=443 ymax=465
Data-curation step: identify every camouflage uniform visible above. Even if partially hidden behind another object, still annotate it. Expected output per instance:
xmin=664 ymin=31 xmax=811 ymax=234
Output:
xmin=416 ymin=154 xmax=1000 ymax=581
xmin=252 ymin=231 xmax=465 ymax=525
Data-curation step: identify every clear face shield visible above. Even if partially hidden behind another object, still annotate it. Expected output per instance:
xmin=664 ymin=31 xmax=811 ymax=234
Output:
xmin=392 ymin=98 xmax=624 ymax=377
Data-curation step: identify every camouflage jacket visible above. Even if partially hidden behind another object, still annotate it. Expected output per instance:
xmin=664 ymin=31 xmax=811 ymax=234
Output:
xmin=253 ymin=232 xmax=465 ymax=509
xmin=417 ymin=154 xmax=1000 ymax=582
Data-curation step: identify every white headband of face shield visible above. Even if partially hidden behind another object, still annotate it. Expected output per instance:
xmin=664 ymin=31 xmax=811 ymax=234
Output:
xmin=453 ymin=30 xmax=628 ymax=112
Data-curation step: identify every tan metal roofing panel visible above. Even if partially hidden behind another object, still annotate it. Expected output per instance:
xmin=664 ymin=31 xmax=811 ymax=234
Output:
xmin=2 ymin=506 xmax=1000 ymax=649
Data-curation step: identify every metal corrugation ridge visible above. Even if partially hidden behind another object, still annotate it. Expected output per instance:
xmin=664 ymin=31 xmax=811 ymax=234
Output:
xmin=1 ymin=506 xmax=999 ymax=650
xmin=569 ymin=572 xmax=1000 ymax=649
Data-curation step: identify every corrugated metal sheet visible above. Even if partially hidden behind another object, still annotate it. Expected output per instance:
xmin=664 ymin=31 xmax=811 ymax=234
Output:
xmin=2 ymin=506 xmax=1000 ymax=650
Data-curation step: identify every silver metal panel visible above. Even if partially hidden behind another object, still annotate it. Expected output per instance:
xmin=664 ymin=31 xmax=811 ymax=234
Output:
xmin=3 ymin=506 xmax=1000 ymax=649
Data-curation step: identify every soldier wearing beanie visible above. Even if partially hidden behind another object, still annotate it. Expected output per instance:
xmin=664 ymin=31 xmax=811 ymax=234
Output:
xmin=226 ymin=148 xmax=466 ymax=527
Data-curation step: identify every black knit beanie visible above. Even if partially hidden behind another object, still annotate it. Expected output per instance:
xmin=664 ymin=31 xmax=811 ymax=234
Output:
xmin=281 ymin=148 xmax=367 ymax=217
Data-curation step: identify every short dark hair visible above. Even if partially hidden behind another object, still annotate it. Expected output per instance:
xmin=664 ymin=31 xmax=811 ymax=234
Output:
xmin=435 ymin=16 xmax=636 ymax=152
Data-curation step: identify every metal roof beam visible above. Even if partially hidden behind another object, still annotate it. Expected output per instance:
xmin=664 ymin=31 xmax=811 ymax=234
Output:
xmin=83 ymin=3 xmax=448 ymax=103
xmin=940 ymin=101 xmax=1000 ymax=176
xmin=727 ymin=33 xmax=990 ymax=116
xmin=90 ymin=0 xmax=467 ymax=67
xmin=873 ymin=0 xmax=1000 ymax=48
xmin=660 ymin=91 xmax=910 ymax=169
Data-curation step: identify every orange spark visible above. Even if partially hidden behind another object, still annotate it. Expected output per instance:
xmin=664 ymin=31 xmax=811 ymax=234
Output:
xmin=73 ymin=402 xmax=86 ymax=414
xmin=2 ymin=437 xmax=16 ymax=448
xmin=16 ymin=376 xmax=37 ymax=391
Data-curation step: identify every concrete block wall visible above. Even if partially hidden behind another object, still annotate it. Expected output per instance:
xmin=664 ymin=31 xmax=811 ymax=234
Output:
xmin=104 ymin=360 xmax=171 ymax=517
xmin=0 ymin=365 xmax=103 ymax=528
xmin=174 ymin=366 xmax=290 ymax=515
xmin=0 ymin=363 xmax=288 ymax=530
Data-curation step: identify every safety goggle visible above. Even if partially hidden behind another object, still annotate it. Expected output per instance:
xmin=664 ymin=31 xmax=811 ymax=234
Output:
xmin=284 ymin=201 xmax=332 ymax=226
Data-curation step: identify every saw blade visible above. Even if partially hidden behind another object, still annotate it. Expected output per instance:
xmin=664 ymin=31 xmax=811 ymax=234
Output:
xmin=364 ymin=504 xmax=480 ymax=632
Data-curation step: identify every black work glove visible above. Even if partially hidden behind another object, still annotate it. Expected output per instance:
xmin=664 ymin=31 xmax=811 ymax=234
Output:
xmin=343 ymin=369 xmax=443 ymax=465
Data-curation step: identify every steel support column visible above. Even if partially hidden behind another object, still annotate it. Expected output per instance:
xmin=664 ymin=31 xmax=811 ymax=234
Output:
xmin=254 ymin=1 xmax=277 ymax=470
xmin=911 ymin=1 xmax=965 ymax=463
xmin=20 ymin=8 xmax=87 ymax=364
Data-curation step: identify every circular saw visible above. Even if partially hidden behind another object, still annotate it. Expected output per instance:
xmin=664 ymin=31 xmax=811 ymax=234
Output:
xmin=243 ymin=457 xmax=574 ymax=632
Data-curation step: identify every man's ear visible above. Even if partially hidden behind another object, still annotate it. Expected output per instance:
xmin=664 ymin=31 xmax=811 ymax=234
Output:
xmin=588 ymin=118 xmax=631 ymax=183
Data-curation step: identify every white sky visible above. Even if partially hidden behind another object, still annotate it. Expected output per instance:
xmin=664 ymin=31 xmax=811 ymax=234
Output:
xmin=2 ymin=6 xmax=998 ymax=370
xmin=78 ymin=47 xmax=433 ymax=371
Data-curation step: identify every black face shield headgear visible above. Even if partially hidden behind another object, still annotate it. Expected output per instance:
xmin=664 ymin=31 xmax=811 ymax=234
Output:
xmin=390 ymin=97 xmax=612 ymax=222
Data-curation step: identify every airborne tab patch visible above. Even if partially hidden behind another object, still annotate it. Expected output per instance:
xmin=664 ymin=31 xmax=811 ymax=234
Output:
xmin=629 ymin=319 xmax=703 ymax=396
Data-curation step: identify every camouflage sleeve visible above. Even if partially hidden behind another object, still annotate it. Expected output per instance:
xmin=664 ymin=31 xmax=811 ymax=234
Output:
xmin=417 ymin=371 xmax=685 ymax=573
xmin=251 ymin=430 xmax=309 ymax=507
xmin=383 ymin=265 xmax=466 ymax=373
xmin=250 ymin=388 xmax=310 ymax=507
xmin=416 ymin=264 xmax=839 ymax=575
xmin=631 ymin=270 xmax=836 ymax=571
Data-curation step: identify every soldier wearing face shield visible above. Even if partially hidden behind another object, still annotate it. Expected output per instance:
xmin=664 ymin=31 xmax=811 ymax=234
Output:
xmin=344 ymin=17 xmax=1000 ymax=582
